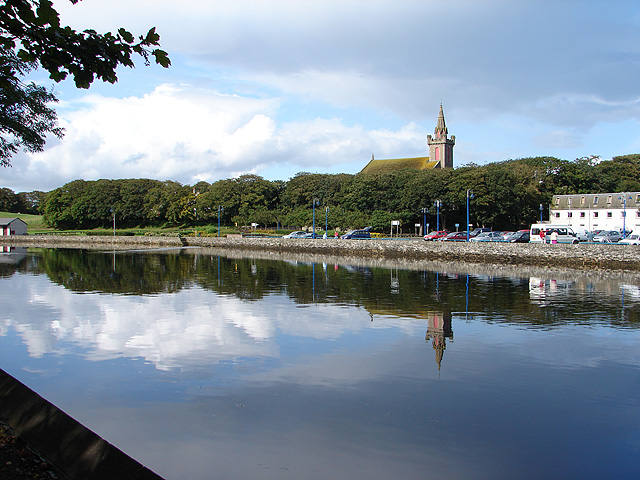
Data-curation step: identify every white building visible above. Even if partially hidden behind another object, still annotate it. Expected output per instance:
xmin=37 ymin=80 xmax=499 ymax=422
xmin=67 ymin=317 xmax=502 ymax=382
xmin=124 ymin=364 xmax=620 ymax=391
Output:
xmin=549 ymin=193 xmax=640 ymax=233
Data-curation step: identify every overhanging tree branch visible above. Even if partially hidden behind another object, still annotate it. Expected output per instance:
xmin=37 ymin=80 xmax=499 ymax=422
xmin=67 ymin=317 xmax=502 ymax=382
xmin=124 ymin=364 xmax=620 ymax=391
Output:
xmin=0 ymin=0 xmax=170 ymax=167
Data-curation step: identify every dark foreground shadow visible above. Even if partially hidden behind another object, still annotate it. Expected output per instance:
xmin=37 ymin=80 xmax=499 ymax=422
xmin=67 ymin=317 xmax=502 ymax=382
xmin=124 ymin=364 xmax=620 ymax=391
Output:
xmin=0 ymin=369 xmax=164 ymax=480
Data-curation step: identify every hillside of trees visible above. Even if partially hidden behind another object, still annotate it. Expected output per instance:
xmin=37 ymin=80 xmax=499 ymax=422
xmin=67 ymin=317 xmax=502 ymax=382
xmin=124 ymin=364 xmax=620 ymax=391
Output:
xmin=2 ymin=154 xmax=640 ymax=233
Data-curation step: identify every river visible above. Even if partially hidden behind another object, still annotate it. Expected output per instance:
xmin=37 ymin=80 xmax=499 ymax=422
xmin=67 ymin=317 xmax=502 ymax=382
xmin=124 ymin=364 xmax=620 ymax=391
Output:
xmin=1 ymin=246 xmax=639 ymax=479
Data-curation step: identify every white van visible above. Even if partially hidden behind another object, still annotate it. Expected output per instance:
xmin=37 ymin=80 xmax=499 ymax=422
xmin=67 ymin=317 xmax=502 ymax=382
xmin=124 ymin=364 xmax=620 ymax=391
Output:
xmin=529 ymin=224 xmax=579 ymax=244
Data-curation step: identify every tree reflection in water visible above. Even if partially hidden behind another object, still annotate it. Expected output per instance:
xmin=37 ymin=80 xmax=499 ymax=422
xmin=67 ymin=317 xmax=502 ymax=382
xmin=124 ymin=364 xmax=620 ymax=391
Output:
xmin=1 ymin=247 xmax=639 ymax=480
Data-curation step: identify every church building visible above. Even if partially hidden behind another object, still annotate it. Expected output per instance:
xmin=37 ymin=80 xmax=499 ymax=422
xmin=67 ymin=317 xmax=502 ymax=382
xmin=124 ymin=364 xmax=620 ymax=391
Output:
xmin=360 ymin=104 xmax=455 ymax=175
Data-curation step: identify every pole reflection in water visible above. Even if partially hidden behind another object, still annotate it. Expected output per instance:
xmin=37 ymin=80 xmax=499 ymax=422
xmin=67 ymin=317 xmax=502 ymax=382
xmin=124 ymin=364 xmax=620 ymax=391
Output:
xmin=0 ymin=248 xmax=639 ymax=480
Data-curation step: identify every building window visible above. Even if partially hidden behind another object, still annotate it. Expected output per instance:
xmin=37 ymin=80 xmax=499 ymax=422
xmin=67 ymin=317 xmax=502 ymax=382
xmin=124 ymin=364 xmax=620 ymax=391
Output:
xmin=555 ymin=213 xmax=560 ymax=218
xmin=568 ymin=212 xmax=573 ymax=218
xmin=568 ymin=198 xmax=572 ymax=206
xmin=581 ymin=196 xmax=585 ymax=205
xmin=594 ymin=212 xmax=599 ymax=218
xmin=580 ymin=212 xmax=585 ymax=218
xmin=636 ymin=194 xmax=640 ymax=202
xmin=555 ymin=197 xmax=560 ymax=206
xmin=593 ymin=196 xmax=598 ymax=204
xmin=607 ymin=212 xmax=612 ymax=218
xmin=607 ymin=195 xmax=612 ymax=204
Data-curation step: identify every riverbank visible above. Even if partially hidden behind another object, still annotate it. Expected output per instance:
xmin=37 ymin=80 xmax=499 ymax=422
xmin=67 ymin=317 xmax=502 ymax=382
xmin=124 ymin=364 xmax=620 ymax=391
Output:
xmin=0 ymin=367 xmax=163 ymax=480
xmin=3 ymin=234 xmax=640 ymax=271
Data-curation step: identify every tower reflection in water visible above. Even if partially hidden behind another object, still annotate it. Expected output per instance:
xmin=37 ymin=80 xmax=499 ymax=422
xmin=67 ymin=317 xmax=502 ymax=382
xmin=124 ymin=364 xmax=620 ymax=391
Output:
xmin=425 ymin=311 xmax=453 ymax=371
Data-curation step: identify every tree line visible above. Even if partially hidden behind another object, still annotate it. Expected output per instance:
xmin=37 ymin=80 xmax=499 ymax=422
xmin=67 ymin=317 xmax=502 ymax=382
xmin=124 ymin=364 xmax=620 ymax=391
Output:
xmin=3 ymin=154 xmax=640 ymax=233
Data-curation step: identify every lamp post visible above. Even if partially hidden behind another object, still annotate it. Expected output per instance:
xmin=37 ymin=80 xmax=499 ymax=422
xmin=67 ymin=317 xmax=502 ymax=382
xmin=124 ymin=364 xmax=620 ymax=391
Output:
xmin=421 ymin=207 xmax=428 ymax=235
xmin=466 ymin=189 xmax=474 ymax=242
xmin=434 ymin=200 xmax=442 ymax=231
xmin=110 ymin=208 xmax=115 ymax=237
xmin=325 ymin=206 xmax=329 ymax=236
xmin=619 ymin=193 xmax=632 ymax=238
xmin=217 ymin=205 xmax=224 ymax=237
xmin=539 ymin=203 xmax=543 ymax=223
xmin=312 ymin=198 xmax=319 ymax=238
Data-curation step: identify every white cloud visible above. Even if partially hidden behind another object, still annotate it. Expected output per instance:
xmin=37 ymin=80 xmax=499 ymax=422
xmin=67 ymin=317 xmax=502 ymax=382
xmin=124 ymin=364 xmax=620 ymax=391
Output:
xmin=4 ymin=0 xmax=640 ymax=192
xmin=3 ymin=83 xmax=441 ymax=190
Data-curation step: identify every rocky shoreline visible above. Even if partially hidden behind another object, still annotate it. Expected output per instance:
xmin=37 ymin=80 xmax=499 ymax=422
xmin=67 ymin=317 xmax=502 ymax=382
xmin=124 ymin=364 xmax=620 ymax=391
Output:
xmin=2 ymin=233 xmax=640 ymax=480
xmin=3 ymin=234 xmax=640 ymax=271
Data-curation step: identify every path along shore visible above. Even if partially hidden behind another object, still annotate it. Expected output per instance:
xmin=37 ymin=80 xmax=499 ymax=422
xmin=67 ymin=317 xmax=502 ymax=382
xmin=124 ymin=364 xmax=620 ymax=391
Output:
xmin=2 ymin=233 xmax=640 ymax=480
xmin=3 ymin=234 xmax=640 ymax=271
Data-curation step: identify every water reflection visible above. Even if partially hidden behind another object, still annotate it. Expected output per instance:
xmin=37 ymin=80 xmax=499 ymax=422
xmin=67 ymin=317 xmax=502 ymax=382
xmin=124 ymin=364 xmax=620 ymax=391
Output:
xmin=424 ymin=311 xmax=453 ymax=370
xmin=1 ymin=248 xmax=639 ymax=370
xmin=1 ymin=247 xmax=640 ymax=479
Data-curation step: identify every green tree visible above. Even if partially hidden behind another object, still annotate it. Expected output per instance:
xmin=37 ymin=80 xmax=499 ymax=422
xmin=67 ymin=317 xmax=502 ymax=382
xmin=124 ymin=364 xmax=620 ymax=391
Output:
xmin=0 ymin=187 xmax=19 ymax=211
xmin=116 ymin=178 xmax=160 ymax=227
xmin=1 ymin=0 xmax=170 ymax=166
xmin=43 ymin=179 xmax=87 ymax=229
xmin=142 ymin=181 xmax=189 ymax=226
xmin=17 ymin=189 xmax=46 ymax=213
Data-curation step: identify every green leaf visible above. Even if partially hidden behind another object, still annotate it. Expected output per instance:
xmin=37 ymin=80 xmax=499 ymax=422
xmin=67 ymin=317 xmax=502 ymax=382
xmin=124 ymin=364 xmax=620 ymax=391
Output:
xmin=118 ymin=28 xmax=134 ymax=44
xmin=35 ymin=0 xmax=60 ymax=27
xmin=17 ymin=49 xmax=36 ymax=63
xmin=152 ymin=49 xmax=171 ymax=68
xmin=144 ymin=27 xmax=160 ymax=45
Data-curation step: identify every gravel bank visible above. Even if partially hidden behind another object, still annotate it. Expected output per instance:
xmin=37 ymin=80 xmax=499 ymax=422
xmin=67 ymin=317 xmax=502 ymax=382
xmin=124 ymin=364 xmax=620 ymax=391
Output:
xmin=3 ymin=234 xmax=640 ymax=271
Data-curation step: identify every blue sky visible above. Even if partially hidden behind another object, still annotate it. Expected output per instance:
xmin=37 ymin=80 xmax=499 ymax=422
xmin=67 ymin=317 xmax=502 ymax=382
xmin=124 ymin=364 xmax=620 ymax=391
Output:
xmin=3 ymin=0 xmax=640 ymax=192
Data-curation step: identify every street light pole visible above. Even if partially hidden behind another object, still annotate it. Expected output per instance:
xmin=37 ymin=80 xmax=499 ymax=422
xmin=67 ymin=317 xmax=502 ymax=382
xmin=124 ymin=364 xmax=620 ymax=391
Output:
xmin=540 ymin=203 xmax=543 ymax=223
xmin=217 ymin=205 xmax=224 ymax=237
xmin=434 ymin=200 xmax=441 ymax=231
xmin=325 ymin=206 xmax=329 ymax=236
xmin=619 ymin=193 xmax=631 ymax=238
xmin=312 ymin=198 xmax=319 ymax=238
xmin=466 ymin=189 xmax=474 ymax=242
xmin=421 ymin=208 xmax=428 ymax=235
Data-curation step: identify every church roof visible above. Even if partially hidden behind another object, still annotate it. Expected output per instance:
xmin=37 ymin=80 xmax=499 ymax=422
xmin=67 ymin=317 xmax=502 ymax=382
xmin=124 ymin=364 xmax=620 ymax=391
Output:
xmin=359 ymin=157 xmax=439 ymax=175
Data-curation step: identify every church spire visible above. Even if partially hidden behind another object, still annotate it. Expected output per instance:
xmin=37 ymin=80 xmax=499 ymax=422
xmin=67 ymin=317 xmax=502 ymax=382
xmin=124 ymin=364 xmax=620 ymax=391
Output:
xmin=434 ymin=103 xmax=448 ymax=138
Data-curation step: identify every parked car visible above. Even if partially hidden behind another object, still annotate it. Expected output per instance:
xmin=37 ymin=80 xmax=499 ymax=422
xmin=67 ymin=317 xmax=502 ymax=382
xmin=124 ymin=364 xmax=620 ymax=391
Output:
xmin=470 ymin=231 xmax=503 ymax=242
xmin=592 ymin=231 xmax=622 ymax=243
xmin=424 ymin=230 xmax=449 ymax=241
xmin=619 ymin=231 xmax=640 ymax=245
xmin=341 ymin=229 xmax=371 ymax=239
xmin=440 ymin=231 xmax=470 ymax=241
xmin=469 ymin=228 xmax=491 ymax=237
xmin=503 ymin=230 xmax=530 ymax=243
xmin=282 ymin=231 xmax=308 ymax=238
xmin=573 ymin=228 xmax=590 ymax=242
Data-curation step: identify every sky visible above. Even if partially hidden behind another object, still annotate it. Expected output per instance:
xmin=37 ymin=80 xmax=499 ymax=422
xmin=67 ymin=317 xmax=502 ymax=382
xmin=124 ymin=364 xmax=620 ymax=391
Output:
xmin=3 ymin=0 xmax=640 ymax=193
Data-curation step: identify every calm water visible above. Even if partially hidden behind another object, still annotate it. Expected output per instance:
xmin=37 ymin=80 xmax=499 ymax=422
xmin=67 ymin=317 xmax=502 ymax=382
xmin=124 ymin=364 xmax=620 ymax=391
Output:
xmin=1 ymin=247 xmax=639 ymax=479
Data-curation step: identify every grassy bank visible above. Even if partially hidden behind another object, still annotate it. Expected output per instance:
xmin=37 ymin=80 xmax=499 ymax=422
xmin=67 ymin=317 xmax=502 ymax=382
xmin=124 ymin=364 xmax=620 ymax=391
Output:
xmin=0 ymin=212 xmax=293 ymax=237
xmin=0 ymin=212 xmax=50 ymax=233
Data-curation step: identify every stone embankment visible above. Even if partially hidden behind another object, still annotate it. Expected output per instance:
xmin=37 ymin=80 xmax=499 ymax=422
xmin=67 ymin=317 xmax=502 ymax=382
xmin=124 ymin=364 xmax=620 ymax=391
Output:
xmin=3 ymin=234 xmax=640 ymax=271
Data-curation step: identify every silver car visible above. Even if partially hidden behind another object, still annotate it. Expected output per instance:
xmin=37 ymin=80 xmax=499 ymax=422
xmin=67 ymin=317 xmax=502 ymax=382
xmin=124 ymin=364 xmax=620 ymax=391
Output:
xmin=592 ymin=231 xmax=622 ymax=243
xmin=282 ymin=231 xmax=308 ymax=238
xmin=469 ymin=231 xmax=503 ymax=242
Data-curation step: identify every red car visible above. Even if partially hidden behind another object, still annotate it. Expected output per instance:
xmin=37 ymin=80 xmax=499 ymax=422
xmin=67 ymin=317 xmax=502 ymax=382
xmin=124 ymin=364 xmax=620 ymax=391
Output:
xmin=424 ymin=230 xmax=449 ymax=241
xmin=440 ymin=231 xmax=470 ymax=241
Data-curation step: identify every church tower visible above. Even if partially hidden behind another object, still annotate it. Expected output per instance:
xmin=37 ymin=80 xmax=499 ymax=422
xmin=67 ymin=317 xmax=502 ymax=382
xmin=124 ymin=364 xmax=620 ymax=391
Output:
xmin=427 ymin=104 xmax=455 ymax=169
